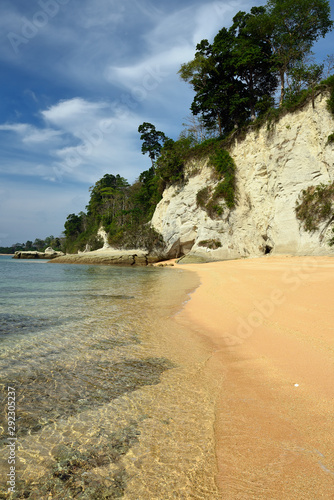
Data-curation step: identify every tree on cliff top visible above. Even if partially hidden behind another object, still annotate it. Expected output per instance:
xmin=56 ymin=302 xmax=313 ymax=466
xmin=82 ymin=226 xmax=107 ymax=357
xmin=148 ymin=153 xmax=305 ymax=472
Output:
xmin=138 ymin=122 xmax=167 ymax=167
xmin=258 ymin=0 xmax=333 ymax=104
xmin=179 ymin=7 xmax=277 ymax=135
xmin=179 ymin=0 xmax=333 ymax=134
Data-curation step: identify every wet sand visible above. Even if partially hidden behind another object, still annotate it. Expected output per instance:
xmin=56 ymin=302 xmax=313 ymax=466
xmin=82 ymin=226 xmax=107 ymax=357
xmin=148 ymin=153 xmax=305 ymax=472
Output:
xmin=175 ymin=255 xmax=334 ymax=499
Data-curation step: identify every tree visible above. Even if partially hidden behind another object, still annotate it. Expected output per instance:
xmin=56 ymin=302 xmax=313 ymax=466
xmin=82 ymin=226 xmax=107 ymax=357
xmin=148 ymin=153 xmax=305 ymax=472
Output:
xmin=181 ymin=114 xmax=219 ymax=143
xmin=229 ymin=8 xmax=277 ymax=119
xmin=138 ymin=122 xmax=167 ymax=167
xmin=284 ymin=56 xmax=324 ymax=107
xmin=179 ymin=33 xmax=243 ymax=135
xmin=156 ymin=136 xmax=193 ymax=186
xmin=25 ymin=240 xmax=33 ymax=250
xmin=259 ymin=0 xmax=333 ymax=104
xmin=33 ymin=238 xmax=45 ymax=251
xmin=179 ymin=9 xmax=277 ymax=135
xmin=86 ymin=174 xmax=129 ymax=218
xmin=64 ymin=214 xmax=83 ymax=239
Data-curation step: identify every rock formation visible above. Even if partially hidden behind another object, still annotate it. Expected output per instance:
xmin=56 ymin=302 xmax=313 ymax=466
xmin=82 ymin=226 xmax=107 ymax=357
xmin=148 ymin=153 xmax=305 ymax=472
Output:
xmin=13 ymin=249 xmax=64 ymax=259
xmin=49 ymin=248 xmax=160 ymax=266
xmin=97 ymin=227 xmax=112 ymax=249
xmin=151 ymin=93 xmax=334 ymax=261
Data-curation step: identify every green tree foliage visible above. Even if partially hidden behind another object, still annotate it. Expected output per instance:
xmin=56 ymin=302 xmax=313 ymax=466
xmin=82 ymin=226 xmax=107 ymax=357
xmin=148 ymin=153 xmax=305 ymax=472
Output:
xmin=138 ymin=122 xmax=167 ymax=167
xmin=33 ymin=238 xmax=46 ymax=251
xmin=156 ymin=137 xmax=194 ymax=187
xmin=181 ymin=115 xmax=219 ymax=143
xmin=284 ymin=57 xmax=324 ymax=108
xmin=0 ymin=236 xmax=63 ymax=254
xmin=179 ymin=0 xmax=333 ymax=132
xmin=295 ymin=182 xmax=334 ymax=233
xmin=86 ymin=174 xmax=129 ymax=219
xmin=323 ymin=74 xmax=334 ymax=115
xmin=230 ymin=8 xmax=278 ymax=119
xmin=25 ymin=240 xmax=33 ymax=250
xmin=257 ymin=0 xmax=333 ymax=104
xmin=179 ymin=8 xmax=278 ymax=135
xmin=62 ymin=167 xmax=166 ymax=253
xmin=64 ymin=214 xmax=83 ymax=239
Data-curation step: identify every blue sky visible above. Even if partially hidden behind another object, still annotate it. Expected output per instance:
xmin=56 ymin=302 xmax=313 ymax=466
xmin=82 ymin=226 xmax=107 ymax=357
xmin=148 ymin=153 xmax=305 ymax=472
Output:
xmin=0 ymin=0 xmax=333 ymax=247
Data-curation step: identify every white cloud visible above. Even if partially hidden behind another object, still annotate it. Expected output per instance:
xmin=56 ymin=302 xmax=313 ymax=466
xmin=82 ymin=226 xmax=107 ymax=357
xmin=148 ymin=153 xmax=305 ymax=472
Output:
xmin=105 ymin=0 xmax=254 ymax=103
xmin=41 ymin=98 xmax=107 ymax=129
xmin=23 ymin=128 xmax=62 ymax=144
xmin=0 ymin=122 xmax=62 ymax=144
xmin=0 ymin=96 xmax=151 ymax=187
xmin=192 ymin=1 xmax=246 ymax=44
xmin=0 ymin=123 xmax=28 ymax=134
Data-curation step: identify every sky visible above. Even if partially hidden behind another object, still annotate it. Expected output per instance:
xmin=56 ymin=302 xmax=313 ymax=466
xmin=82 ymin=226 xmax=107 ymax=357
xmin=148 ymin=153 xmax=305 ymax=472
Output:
xmin=0 ymin=0 xmax=334 ymax=247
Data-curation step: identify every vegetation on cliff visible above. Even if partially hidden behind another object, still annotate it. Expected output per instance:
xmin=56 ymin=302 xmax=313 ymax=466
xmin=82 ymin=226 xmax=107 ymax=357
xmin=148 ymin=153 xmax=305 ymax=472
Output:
xmin=295 ymin=182 xmax=334 ymax=244
xmin=179 ymin=0 xmax=333 ymax=135
xmin=60 ymin=0 xmax=333 ymax=253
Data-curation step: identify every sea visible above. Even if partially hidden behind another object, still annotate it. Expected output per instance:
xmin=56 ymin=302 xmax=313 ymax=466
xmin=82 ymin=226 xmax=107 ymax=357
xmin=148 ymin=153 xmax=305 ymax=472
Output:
xmin=0 ymin=255 xmax=220 ymax=499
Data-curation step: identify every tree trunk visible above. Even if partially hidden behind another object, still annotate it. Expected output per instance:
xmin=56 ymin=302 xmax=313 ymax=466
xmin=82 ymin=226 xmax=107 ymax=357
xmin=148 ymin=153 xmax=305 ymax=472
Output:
xmin=218 ymin=115 xmax=222 ymax=136
xmin=279 ymin=69 xmax=285 ymax=106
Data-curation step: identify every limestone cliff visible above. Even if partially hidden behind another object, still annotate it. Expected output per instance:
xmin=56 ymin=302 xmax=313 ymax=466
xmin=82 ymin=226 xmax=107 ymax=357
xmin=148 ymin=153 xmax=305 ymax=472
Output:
xmin=151 ymin=92 xmax=334 ymax=260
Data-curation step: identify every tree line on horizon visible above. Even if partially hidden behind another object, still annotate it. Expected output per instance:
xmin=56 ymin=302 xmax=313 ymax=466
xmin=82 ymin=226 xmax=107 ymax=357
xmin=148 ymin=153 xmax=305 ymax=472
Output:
xmin=0 ymin=236 xmax=63 ymax=254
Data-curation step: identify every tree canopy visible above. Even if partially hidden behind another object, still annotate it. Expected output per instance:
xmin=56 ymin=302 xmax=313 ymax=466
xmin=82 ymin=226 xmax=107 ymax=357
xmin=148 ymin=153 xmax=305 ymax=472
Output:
xmin=138 ymin=122 xmax=167 ymax=167
xmin=260 ymin=0 xmax=333 ymax=103
xmin=179 ymin=0 xmax=333 ymax=134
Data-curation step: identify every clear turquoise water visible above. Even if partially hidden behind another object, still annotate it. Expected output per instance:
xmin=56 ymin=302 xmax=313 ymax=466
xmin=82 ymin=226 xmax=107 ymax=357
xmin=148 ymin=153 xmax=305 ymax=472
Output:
xmin=0 ymin=256 xmax=219 ymax=499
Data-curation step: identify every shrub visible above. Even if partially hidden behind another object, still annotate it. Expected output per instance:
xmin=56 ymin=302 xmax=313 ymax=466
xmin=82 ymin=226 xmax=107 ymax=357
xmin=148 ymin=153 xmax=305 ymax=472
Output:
xmin=196 ymin=187 xmax=211 ymax=208
xmin=295 ymin=182 xmax=334 ymax=232
xmin=198 ymin=239 xmax=222 ymax=249
xmin=327 ymin=133 xmax=334 ymax=144
xmin=209 ymin=148 xmax=236 ymax=210
xmin=322 ymin=74 xmax=334 ymax=117
xmin=156 ymin=137 xmax=193 ymax=186
xmin=194 ymin=147 xmax=236 ymax=217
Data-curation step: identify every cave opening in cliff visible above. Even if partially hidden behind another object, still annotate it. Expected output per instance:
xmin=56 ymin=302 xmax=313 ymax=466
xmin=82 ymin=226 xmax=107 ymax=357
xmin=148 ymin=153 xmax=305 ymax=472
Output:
xmin=264 ymin=245 xmax=273 ymax=255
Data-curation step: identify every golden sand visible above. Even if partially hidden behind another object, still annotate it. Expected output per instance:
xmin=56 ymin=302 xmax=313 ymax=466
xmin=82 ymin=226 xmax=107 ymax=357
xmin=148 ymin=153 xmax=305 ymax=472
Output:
xmin=174 ymin=255 xmax=334 ymax=499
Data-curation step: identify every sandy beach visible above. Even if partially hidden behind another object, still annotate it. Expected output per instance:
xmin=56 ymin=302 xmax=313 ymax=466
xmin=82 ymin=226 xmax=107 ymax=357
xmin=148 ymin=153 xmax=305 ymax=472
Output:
xmin=175 ymin=255 xmax=334 ymax=499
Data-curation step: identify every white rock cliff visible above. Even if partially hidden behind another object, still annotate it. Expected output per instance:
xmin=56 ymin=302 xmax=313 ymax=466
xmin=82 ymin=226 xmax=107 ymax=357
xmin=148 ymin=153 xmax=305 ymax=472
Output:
xmin=151 ymin=93 xmax=334 ymax=260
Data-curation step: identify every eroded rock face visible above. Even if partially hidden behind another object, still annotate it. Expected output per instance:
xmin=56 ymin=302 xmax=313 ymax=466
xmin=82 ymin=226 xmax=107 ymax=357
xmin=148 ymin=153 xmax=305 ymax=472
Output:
xmin=49 ymin=250 xmax=161 ymax=266
xmin=151 ymin=93 xmax=334 ymax=260
xmin=97 ymin=227 xmax=112 ymax=249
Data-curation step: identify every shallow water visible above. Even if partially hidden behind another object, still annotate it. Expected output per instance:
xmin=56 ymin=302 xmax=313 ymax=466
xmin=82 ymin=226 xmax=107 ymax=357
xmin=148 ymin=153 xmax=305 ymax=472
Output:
xmin=0 ymin=256 xmax=220 ymax=499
